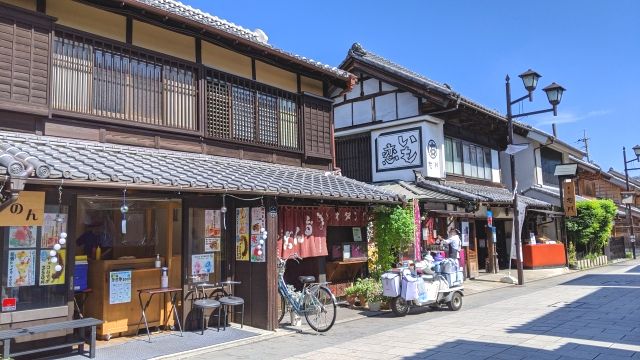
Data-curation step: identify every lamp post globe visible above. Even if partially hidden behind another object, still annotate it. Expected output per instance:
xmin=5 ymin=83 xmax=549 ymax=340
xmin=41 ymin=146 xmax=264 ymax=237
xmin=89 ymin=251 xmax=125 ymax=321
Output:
xmin=518 ymin=69 xmax=542 ymax=93
xmin=633 ymin=144 xmax=640 ymax=158
xmin=543 ymin=82 xmax=566 ymax=106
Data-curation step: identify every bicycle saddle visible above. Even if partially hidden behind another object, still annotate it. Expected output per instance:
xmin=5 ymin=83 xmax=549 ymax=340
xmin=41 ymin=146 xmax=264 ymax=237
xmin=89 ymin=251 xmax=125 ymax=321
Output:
xmin=298 ymin=276 xmax=316 ymax=284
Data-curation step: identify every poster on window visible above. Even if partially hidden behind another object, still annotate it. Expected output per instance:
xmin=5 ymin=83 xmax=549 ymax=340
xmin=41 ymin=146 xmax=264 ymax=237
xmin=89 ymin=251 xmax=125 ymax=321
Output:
xmin=236 ymin=208 xmax=250 ymax=261
xmin=109 ymin=270 xmax=132 ymax=304
xmin=7 ymin=249 xmax=36 ymax=287
xmin=205 ymin=237 xmax=221 ymax=252
xmin=192 ymin=253 xmax=214 ymax=275
xmin=39 ymin=249 xmax=65 ymax=286
xmin=375 ymin=127 xmax=423 ymax=172
xmin=9 ymin=226 xmax=37 ymax=248
xmin=250 ymin=207 xmax=266 ymax=262
xmin=461 ymin=221 xmax=470 ymax=247
xmin=42 ymin=213 xmax=67 ymax=248
xmin=204 ymin=210 xmax=221 ymax=237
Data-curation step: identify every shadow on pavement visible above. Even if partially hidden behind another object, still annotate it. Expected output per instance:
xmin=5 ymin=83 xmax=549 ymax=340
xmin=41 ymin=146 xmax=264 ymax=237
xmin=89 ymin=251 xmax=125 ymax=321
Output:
xmin=401 ymin=339 xmax=637 ymax=359
xmin=507 ymin=272 xmax=640 ymax=346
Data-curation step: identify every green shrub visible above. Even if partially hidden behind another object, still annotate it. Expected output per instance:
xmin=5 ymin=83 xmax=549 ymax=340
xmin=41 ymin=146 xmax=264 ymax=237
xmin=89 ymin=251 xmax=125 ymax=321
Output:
xmin=566 ymin=199 xmax=617 ymax=256
xmin=370 ymin=204 xmax=415 ymax=278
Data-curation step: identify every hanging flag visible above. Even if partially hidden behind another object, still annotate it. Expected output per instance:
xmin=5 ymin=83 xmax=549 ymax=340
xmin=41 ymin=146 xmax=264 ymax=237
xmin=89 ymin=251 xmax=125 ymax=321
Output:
xmin=414 ymin=200 xmax=422 ymax=261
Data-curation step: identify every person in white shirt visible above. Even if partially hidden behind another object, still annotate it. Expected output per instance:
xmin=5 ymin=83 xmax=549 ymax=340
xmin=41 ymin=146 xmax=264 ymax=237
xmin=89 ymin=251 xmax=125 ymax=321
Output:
xmin=438 ymin=228 xmax=461 ymax=259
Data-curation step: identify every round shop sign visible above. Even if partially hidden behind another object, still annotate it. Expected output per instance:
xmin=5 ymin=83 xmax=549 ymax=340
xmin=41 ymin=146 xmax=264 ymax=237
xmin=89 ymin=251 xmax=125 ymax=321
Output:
xmin=428 ymin=140 xmax=438 ymax=159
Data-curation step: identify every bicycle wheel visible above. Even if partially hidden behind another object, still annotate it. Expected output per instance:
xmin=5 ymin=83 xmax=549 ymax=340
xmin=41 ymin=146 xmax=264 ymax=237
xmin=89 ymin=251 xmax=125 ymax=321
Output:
xmin=277 ymin=294 xmax=287 ymax=324
xmin=303 ymin=286 xmax=336 ymax=332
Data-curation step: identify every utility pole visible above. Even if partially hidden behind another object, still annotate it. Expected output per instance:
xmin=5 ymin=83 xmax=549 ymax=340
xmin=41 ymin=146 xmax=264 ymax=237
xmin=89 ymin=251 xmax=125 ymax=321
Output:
xmin=577 ymin=130 xmax=590 ymax=162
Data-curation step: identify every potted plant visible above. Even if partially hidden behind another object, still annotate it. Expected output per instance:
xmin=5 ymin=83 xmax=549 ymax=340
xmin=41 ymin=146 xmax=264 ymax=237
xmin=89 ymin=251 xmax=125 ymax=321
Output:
xmin=344 ymin=284 xmax=359 ymax=306
xmin=366 ymin=280 xmax=384 ymax=311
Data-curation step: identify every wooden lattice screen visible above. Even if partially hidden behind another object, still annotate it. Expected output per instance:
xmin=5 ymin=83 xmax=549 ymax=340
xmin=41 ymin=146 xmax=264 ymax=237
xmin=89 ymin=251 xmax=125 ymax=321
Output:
xmin=0 ymin=4 xmax=52 ymax=111
xmin=303 ymin=95 xmax=333 ymax=159
xmin=335 ymin=133 xmax=372 ymax=183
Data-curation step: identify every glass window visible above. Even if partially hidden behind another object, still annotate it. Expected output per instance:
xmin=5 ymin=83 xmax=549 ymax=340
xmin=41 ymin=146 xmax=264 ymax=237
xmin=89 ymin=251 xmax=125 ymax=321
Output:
xmin=445 ymin=137 xmax=454 ymax=173
xmin=188 ymin=209 xmax=225 ymax=284
xmin=279 ymin=98 xmax=298 ymax=149
xmin=453 ymin=140 xmax=463 ymax=175
xmin=484 ymin=149 xmax=493 ymax=180
xmin=75 ymin=198 xmax=176 ymax=260
xmin=541 ymin=147 xmax=563 ymax=186
xmin=445 ymin=137 xmax=493 ymax=179
xmin=1 ymin=205 xmax=68 ymax=312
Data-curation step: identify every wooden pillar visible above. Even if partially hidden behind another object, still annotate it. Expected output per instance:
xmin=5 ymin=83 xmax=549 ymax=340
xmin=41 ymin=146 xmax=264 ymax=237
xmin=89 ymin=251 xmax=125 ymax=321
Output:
xmin=265 ymin=199 xmax=278 ymax=331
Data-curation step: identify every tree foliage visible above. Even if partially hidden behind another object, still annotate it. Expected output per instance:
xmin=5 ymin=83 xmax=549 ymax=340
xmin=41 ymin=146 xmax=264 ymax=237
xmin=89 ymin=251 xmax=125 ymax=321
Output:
xmin=566 ymin=199 xmax=617 ymax=255
xmin=369 ymin=204 xmax=415 ymax=279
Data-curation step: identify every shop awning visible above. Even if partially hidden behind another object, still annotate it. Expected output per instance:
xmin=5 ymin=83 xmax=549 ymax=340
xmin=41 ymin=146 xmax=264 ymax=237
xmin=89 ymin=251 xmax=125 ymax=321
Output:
xmin=522 ymin=184 xmax=589 ymax=208
xmin=527 ymin=209 xmax=565 ymax=217
xmin=376 ymin=180 xmax=458 ymax=202
xmin=415 ymin=175 xmax=552 ymax=208
xmin=0 ymin=131 xmax=401 ymax=203
xmin=427 ymin=210 xmax=484 ymax=218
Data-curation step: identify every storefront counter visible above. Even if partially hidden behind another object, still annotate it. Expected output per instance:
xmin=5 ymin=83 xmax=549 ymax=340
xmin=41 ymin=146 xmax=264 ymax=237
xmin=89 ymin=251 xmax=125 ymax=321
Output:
xmin=84 ymin=258 xmax=171 ymax=339
xmin=523 ymin=243 xmax=566 ymax=269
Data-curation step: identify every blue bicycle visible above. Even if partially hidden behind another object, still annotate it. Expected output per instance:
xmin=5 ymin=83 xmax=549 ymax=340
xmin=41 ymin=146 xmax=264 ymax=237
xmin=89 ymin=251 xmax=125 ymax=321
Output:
xmin=277 ymin=254 xmax=337 ymax=332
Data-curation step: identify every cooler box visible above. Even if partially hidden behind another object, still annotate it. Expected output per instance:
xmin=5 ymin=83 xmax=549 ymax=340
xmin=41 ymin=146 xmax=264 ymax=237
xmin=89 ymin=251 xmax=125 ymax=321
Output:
xmin=401 ymin=275 xmax=419 ymax=301
xmin=382 ymin=272 xmax=401 ymax=297
xmin=73 ymin=263 xmax=88 ymax=291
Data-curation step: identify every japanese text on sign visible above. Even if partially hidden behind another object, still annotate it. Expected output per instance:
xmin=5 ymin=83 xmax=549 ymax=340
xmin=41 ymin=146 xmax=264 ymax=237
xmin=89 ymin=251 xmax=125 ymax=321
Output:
xmin=0 ymin=191 xmax=45 ymax=226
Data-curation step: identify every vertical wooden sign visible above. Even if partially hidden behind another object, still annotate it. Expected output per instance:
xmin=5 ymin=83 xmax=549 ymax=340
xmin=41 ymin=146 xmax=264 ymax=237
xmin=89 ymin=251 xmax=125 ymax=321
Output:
xmin=563 ymin=180 xmax=577 ymax=217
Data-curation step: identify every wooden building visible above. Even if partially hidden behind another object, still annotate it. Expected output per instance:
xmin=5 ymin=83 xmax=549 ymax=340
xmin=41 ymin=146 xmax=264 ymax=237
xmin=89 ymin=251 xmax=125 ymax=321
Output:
xmin=0 ymin=0 xmax=400 ymax=344
xmin=333 ymin=43 xmax=555 ymax=278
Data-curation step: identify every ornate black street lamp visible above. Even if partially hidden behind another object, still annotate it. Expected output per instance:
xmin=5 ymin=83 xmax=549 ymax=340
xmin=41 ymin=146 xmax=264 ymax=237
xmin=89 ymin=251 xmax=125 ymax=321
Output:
xmin=506 ymin=69 xmax=565 ymax=285
xmin=623 ymin=145 xmax=640 ymax=259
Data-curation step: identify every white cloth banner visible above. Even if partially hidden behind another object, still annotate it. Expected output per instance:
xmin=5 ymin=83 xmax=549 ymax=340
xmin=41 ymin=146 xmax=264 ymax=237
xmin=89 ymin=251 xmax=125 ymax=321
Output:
xmin=510 ymin=199 xmax=528 ymax=260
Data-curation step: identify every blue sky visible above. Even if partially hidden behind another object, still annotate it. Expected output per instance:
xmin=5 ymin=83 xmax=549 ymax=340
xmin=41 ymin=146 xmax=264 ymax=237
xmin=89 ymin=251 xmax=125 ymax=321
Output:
xmin=187 ymin=0 xmax=640 ymax=172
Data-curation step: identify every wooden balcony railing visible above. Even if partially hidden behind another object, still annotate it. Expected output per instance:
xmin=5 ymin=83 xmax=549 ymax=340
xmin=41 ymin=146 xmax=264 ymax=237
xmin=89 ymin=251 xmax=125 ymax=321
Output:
xmin=52 ymin=29 xmax=198 ymax=131
xmin=49 ymin=29 xmax=305 ymax=152
xmin=205 ymin=68 xmax=302 ymax=152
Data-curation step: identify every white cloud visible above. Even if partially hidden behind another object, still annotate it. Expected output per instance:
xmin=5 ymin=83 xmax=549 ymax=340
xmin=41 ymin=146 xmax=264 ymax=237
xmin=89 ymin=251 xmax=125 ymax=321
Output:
xmin=535 ymin=109 xmax=612 ymax=127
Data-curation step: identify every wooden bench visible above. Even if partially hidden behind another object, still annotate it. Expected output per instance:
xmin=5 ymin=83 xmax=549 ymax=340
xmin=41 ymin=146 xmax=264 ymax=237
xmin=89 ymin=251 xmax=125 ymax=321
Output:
xmin=0 ymin=317 xmax=102 ymax=359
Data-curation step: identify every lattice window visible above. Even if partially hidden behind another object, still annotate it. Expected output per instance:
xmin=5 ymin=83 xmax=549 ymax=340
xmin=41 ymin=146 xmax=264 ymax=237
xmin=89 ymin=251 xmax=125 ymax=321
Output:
xmin=279 ymin=98 xmax=298 ymax=149
xmin=232 ymin=85 xmax=255 ymax=142
xmin=206 ymin=78 xmax=231 ymax=139
xmin=258 ymin=92 xmax=278 ymax=145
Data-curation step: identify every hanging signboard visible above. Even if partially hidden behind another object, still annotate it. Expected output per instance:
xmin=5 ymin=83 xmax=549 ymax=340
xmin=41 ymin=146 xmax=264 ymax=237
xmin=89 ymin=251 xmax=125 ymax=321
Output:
xmin=374 ymin=127 xmax=423 ymax=172
xmin=0 ymin=191 xmax=45 ymax=226
xmin=621 ymin=191 xmax=635 ymax=205
xmin=204 ymin=209 xmax=221 ymax=252
xmin=563 ymin=180 xmax=577 ymax=217
xmin=109 ymin=270 xmax=132 ymax=304
xmin=236 ymin=208 xmax=250 ymax=261
xmin=39 ymin=249 xmax=65 ymax=286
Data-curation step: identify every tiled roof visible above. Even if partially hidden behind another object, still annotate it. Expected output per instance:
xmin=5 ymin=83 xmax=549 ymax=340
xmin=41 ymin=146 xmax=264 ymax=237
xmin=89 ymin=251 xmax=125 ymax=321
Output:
xmin=0 ymin=132 xmax=401 ymax=203
xmin=376 ymin=180 xmax=458 ymax=202
xmin=523 ymin=185 xmax=590 ymax=203
xmin=608 ymin=168 xmax=640 ymax=190
xmin=416 ymin=177 xmax=551 ymax=208
xmin=131 ymin=0 xmax=351 ymax=80
xmin=569 ymin=155 xmax=601 ymax=172
xmin=347 ymin=43 xmax=453 ymax=95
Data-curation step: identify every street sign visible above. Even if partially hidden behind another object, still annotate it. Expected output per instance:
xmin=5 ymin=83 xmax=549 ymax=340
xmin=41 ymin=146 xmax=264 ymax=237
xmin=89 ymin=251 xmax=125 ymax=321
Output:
xmin=487 ymin=210 xmax=493 ymax=227
xmin=0 ymin=191 xmax=45 ymax=226
xmin=563 ymin=181 xmax=577 ymax=217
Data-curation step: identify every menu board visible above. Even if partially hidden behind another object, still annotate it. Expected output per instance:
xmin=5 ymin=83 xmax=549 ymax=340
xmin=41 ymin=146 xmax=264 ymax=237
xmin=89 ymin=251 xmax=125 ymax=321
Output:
xmin=7 ymin=249 xmax=36 ymax=287
xmin=236 ymin=208 xmax=250 ymax=261
xmin=109 ymin=270 xmax=132 ymax=304
xmin=39 ymin=249 xmax=65 ymax=286
xmin=250 ymin=207 xmax=266 ymax=263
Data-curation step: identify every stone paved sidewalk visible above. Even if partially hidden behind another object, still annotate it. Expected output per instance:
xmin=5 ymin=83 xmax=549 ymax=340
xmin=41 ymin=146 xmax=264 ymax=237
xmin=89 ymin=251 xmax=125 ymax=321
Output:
xmin=181 ymin=259 xmax=640 ymax=360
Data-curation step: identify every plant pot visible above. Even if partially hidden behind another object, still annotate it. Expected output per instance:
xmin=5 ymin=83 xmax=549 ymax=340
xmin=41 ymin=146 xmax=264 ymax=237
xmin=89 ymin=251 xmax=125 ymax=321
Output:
xmin=345 ymin=294 xmax=357 ymax=306
xmin=368 ymin=301 xmax=381 ymax=312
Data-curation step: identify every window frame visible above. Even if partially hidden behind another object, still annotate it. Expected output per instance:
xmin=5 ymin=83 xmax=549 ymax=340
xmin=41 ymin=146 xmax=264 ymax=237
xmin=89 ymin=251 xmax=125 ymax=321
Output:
xmin=444 ymin=137 xmax=494 ymax=181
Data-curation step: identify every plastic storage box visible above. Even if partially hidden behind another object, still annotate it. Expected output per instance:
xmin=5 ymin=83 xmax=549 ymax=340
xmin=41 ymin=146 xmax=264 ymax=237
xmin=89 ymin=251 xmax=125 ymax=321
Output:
xmin=382 ymin=271 xmax=401 ymax=297
xmin=73 ymin=263 xmax=88 ymax=291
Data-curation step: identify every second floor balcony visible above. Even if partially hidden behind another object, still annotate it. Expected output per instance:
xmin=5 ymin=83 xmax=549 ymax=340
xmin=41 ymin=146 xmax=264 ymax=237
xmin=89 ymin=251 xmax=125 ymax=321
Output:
xmin=49 ymin=28 xmax=305 ymax=153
